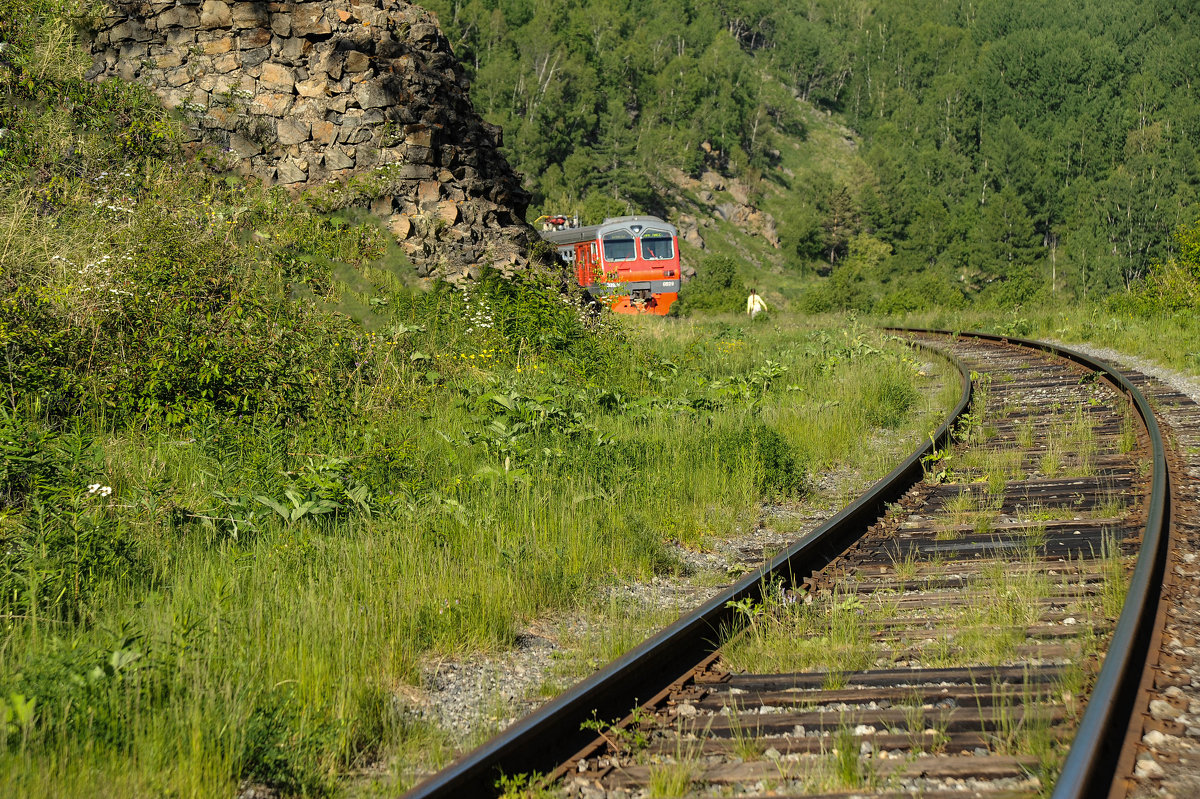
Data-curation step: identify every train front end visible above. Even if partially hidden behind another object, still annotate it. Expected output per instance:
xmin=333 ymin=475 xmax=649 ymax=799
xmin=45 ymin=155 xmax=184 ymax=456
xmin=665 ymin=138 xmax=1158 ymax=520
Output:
xmin=540 ymin=215 xmax=681 ymax=315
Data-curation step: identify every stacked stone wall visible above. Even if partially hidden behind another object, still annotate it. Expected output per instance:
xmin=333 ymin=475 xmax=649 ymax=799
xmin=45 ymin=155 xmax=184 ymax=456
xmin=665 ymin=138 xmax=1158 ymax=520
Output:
xmin=88 ymin=0 xmax=536 ymax=278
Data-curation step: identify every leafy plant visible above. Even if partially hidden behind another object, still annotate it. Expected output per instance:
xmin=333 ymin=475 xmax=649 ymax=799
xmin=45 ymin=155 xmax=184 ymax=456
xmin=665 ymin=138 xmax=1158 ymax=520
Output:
xmin=254 ymin=457 xmax=374 ymax=525
xmin=671 ymin=255 xmax=747 ymax=316
xmin=580 ymin=707 xmax=651 ymax=755
xmin=238 ymin=686 xmax=335 ymax=797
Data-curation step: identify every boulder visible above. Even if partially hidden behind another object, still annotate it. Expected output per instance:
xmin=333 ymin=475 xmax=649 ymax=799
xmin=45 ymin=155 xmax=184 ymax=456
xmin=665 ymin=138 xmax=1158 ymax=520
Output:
xmin=276 ymin=158 xmax=308 ymax=184
xmin=258 ymin=62 xmax=295 ymax=92
xmin=437 ymin=201 xmax=458 ymax=225
xmin=700 ymin=170 xmax=724 ymax=191
xmin=292 ymin=6 xmax=331 ymax=38
xmin=387 ymin=214 xmax=411 ymax=239
xmin=323 ymin=146 xmax=355 ymax=170
xmin=343 ymin=51 xmax=370 ymax=73
xmin=231 ymin=3 xmax=269 ymax=29
xmin=158 ymin=6 xmax=200 ymax=29
xmin=200 ymin=1 xmax=233 ymax=29
xmin=275 ymin=118 xmax=310 ymax=145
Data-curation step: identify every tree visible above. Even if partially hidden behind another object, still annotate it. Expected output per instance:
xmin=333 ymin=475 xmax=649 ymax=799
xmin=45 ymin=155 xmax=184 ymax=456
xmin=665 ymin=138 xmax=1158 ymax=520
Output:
xmin=970 ymin=185 xmax=1040 ymax=282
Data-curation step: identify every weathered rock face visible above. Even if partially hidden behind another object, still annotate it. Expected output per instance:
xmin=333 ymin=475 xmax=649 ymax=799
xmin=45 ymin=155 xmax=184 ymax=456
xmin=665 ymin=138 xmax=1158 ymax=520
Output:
xmin=88 ymin=0 xmax=537 ymax=279
xmin=665 ymin=164 xmax=781 ymax=251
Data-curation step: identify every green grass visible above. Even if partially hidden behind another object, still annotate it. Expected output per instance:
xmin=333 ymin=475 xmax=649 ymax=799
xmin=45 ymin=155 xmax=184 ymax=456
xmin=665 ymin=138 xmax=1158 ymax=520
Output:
xmin=936 ymin=486 xmax=1003 ymax=539
xmin=900 ymin=695 xmax=951 ymax=755
xmin=830 ymin=724 xmax=873 ymax=789
xmin=725 ymin=703 xmax=767 ymax=761
xmin=3 ymin=287 xmax=950 ymax=798
xmin=722 ymin=584 xmax=899 ymax=675
xmin=1094 ymin=491 xmax=1129 ymax=520
xmin=943 ymin=487 xmax=979 ymax=524
xmin=1017 ymin=418 xmax=1037 ymax=449
xmin=1099 ymin=531 xmax=1129 ymax=619
xmin=647 ymin=756 xmax=699 ymax=798
xmin=1119 ymin=403 xmax=1139 ymax=455
xmin=867 ymin=304 xmax=1200 ymax=382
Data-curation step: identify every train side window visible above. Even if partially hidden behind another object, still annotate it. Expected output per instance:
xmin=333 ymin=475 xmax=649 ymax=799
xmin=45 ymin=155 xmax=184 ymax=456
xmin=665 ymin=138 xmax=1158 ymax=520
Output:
xmin=602 ymin=230 xmax=636 ymax=261
xmin=640 ymin=229 xmax=674 ymax=260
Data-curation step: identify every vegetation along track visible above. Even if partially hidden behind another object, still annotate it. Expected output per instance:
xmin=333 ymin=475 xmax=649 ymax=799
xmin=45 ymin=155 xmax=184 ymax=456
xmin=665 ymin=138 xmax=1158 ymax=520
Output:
xmin=405 ymin=331 xmax=1196 ymax=798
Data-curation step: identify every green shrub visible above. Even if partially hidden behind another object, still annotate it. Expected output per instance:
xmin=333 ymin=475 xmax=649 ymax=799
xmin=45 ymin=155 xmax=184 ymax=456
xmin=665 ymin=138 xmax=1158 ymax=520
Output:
xmin=751 ymin=423 xmax=809 ymax=497
xmin=796 ymin=265 xmax=873 ymax=314
xmin=238 ymin=686 xmax=335 ymax=797
xmin=672 ymin=254 xmax=747 ymax=316
xmin=976 ymin=266 xmax=1049 ymax=310
xmin=1110 ymin=219 xmax=1200 ymax=316
xmin=861 ymin=374 xmax=919 ymax=429
xmin=4 ymin=623 xmax=171 ymax=753
xmin=713 ymin=419 xmax=809 ymax=498
xmin=0 ymin=288 xmax=88 ymax=418
xmin=874 ymin=273 xmax=966 ymax=315
xmin=0 ymin=412 xmax=149 ymax=621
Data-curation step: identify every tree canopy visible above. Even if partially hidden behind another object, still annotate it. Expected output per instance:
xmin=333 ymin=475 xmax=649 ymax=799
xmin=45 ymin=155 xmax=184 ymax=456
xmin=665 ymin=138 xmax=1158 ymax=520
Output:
xmin=426 ymin=0 xmax=1200 ymax=306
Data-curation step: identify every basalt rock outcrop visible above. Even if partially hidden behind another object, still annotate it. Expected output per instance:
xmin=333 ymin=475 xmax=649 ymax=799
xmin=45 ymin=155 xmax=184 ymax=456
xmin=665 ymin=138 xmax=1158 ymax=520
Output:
xmin=88 ymin=0 xmax=537 ymax=279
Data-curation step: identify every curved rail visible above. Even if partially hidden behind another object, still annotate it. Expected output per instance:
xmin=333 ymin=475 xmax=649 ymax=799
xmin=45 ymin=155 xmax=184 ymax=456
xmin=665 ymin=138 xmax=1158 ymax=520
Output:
xmin=889 ymin=330 xmax=1170 ymax=799
xmin=402 ymin=339 xmax=973 ymax=797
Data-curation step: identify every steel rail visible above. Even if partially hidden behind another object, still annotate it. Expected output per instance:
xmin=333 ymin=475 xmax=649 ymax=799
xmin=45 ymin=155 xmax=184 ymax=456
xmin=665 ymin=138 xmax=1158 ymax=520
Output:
xmin=402 ymin=339 xmax=973 ymax=797
xmin=888 ymin=329 xmax=1170 ymax=799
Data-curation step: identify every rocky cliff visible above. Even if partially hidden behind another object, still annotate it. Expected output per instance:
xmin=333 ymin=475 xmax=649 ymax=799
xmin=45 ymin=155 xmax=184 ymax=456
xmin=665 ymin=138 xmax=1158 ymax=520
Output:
xmin=88 ymin=0 xmax=538 ymax=279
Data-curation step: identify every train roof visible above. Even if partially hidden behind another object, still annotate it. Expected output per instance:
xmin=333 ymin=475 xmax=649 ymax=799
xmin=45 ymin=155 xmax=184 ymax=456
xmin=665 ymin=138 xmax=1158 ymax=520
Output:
xmin=539 ymin=215 xmax=677 ymax=246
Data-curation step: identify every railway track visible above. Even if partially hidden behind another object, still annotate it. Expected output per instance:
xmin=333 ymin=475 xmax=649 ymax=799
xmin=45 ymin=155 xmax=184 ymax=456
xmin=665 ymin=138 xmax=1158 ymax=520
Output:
xmin=405 ymin=332 xmax=1196 ymax=798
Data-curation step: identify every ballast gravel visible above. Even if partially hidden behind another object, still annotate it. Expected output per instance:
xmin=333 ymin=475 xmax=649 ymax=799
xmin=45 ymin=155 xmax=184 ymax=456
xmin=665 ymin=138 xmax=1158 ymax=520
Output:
xmin=1051 ymin=340 xmax=1200 ymax=405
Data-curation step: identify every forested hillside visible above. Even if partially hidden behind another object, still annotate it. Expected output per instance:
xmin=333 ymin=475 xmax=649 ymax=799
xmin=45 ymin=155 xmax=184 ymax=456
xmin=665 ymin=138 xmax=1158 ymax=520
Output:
xmin=425 ymin=0 xmax=1200 ymax=308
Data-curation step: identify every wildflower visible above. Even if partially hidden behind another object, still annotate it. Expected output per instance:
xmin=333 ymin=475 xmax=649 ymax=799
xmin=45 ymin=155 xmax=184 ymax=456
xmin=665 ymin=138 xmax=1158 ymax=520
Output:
xmin=86 ymin=484 xmax=113 ymax=497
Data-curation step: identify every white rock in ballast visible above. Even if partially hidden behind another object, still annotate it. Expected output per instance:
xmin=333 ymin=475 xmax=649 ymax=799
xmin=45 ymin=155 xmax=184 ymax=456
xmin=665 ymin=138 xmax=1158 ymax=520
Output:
xmin=1135 ymin=753 xmax=1165 ymax=779
xmin=1150 ymin=699 xmax=1182 ymax=720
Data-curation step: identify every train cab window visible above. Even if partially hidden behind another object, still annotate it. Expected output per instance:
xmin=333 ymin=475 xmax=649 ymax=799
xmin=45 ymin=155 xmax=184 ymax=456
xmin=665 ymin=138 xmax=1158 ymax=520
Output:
xmin=640 ymin=229 xmax=674 ymax=260
xmin=602 ymin=230 xmax=636 ymax=261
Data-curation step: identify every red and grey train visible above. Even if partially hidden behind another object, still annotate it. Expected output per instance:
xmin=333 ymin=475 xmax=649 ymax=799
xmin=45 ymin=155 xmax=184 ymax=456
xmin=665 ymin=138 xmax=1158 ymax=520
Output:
xmin=539 ymin=215 xmax=681 ymax=315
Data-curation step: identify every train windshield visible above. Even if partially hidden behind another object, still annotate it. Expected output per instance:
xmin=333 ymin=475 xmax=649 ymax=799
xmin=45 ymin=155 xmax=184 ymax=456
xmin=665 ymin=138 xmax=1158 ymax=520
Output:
xmin=640 ymin=229 xmax=674 ymax=260
xmin=602 ymin=230 xmax=636 ymax=261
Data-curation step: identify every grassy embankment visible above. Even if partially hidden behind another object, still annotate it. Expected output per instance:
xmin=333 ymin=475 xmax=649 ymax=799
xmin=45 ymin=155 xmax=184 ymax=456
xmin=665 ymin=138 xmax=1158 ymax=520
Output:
xmin=864 ymin=306 xmax=1200 ymax=376
xmin=1 ymin=3 xmax=958 ymax=796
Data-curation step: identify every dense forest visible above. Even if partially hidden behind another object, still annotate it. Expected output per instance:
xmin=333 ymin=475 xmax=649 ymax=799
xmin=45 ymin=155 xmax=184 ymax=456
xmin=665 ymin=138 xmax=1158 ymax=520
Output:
xmin=424 ymin=0 xmax=1200 ymax=308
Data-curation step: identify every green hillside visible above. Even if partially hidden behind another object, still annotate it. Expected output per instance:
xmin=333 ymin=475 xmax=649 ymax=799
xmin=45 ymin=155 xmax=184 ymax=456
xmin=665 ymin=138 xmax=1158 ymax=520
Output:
xmin=425 ymin=0 xmax=1200 ymax=310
